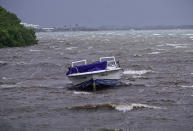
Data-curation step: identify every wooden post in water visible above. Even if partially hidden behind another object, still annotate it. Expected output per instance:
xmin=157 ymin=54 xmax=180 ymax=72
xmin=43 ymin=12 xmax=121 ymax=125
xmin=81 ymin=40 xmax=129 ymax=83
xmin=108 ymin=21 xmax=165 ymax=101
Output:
xmin=93 ymin=79 xmax=96 ymax=91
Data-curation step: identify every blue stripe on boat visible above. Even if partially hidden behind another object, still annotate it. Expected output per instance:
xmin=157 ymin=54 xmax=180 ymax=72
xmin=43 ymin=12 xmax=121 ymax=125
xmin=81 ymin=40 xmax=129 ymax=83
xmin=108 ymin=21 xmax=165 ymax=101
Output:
xmin=95 ymin=79 xmax=120 ymax=86
xmin=75 ymin=79 xmax=120 ymax=90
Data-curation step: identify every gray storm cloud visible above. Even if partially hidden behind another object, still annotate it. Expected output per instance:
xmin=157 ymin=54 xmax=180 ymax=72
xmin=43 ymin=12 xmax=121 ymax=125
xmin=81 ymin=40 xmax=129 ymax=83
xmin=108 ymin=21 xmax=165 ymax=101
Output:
xmin=0 ymin=0 xmax=193 ymax=27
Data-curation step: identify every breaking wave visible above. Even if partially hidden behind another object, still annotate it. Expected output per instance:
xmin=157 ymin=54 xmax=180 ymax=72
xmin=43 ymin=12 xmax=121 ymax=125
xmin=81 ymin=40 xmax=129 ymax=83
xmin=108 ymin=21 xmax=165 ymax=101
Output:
xmin=0 ymin=82 xmax=22 ymax=89
xmin=148 ymin=52 xmax=160 ymax=55
xmin=68 ymin=103 xmax=164 ymax=112
xmin=181 ymin=85 xmax=193 ymax=88
xmin=166 ymin=44 xmax=187 ymax=48
xmin=123 ymin=70 xmax=153 ymax=75
xmin=73 ymin=91 xmax=92 ymax=95
xmin=29 ymin=49 xmax=43 ymax=52
xmin=181 ymin=34 xmax=193 ymax=36
xmin=65 ymin=46 xmax=78 ymax=50
xmin=153 ymin=33 xmax=161 ymax=36
xmin=0 ymin=61 xmax=8 ymax=64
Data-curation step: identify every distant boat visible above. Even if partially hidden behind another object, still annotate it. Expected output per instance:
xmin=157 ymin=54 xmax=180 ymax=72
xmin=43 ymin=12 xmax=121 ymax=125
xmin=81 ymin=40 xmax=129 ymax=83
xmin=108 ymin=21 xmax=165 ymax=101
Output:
xmin=66 ymin=56 xmax=123 ymax=91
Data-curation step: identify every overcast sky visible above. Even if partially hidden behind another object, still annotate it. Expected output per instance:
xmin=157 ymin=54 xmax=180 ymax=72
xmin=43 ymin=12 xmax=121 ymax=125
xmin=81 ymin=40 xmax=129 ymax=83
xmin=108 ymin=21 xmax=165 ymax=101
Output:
xmin=0 ymin=0 xmax=193 ymax=27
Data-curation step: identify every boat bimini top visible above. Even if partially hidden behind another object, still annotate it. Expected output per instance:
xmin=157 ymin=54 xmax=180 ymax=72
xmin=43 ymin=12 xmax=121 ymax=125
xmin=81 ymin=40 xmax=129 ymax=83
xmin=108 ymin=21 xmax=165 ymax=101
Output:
xmin=66 ymin=56 xmax=119 ymax=75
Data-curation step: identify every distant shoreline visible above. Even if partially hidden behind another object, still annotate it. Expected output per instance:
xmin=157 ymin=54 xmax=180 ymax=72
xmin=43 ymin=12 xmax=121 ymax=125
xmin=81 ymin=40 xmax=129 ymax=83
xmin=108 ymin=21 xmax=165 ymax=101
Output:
xmin=35 ymin=25 xmax=193 ymax=32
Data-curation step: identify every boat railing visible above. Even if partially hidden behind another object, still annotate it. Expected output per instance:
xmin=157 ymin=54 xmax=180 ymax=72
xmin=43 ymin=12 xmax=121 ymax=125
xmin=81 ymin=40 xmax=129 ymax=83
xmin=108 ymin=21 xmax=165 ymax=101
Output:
xmin=71 ymin=56 xmax=118 ymax=68
xmin=72 ymin=60 xmax=87 ymax=67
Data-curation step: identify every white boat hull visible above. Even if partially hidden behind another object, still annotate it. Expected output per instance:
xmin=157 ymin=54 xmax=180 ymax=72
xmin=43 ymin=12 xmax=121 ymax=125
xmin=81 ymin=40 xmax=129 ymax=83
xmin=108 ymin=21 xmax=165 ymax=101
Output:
xmin=68 ymin=68 xmax=123 ymax=86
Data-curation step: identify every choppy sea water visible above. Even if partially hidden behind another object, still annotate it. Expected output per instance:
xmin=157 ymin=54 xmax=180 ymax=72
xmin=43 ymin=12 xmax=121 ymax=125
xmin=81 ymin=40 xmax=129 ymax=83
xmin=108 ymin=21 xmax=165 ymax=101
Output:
xmin=0 ymin=30 xmax=193 ymax=131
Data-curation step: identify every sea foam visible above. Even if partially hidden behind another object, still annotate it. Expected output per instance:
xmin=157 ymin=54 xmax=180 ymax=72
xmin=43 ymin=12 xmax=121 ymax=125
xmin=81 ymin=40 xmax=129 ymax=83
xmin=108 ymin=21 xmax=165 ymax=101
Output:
xmin=73 ymin=91 xmax=92 ymax=95
xmin=181 ymin=85 xmax=193 ymax=88
xmin=123 ymin=70 xmax=153 ymax=75
xmin=148 ymin=52 xmax=160 ymax=55
xmin=68 ymin=103 xmax=164 ymax=113
xmin=65 ymin=47 xmax=78 ymax=50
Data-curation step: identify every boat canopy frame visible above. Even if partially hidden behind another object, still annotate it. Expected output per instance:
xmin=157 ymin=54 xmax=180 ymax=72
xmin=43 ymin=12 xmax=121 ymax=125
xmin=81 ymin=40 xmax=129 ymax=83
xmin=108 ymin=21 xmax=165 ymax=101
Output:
xmin=72 ymin=60 xmax=87 ymax=67
xmin=70 ymin=56 xmax=118 ymax=70
xmin=100 ymin=56 xmax=117 ymax=68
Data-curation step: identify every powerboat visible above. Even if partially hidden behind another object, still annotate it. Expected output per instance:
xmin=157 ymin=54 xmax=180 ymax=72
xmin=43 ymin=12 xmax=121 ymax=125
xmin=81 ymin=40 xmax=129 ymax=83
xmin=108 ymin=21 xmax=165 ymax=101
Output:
xmin=66 ymin=56 xmax=123 ymax=91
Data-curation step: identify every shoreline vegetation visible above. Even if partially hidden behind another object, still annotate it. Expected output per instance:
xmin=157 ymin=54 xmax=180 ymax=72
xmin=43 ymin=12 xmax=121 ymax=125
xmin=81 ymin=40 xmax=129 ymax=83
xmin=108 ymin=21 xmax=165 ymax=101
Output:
xmin=0 ymin=6 xmax=37 ymax=48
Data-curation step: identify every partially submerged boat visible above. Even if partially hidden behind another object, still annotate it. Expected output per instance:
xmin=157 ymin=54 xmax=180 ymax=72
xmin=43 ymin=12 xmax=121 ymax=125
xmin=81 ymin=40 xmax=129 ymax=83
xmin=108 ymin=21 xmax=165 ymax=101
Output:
xmin=66 ymin=56 xmax=123 ymax=91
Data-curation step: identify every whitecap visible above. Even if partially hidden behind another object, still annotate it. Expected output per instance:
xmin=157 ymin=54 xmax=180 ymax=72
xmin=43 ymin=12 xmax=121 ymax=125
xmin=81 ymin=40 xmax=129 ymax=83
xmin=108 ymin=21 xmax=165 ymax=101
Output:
xmin=182 ymin=34 xmax=193 ymax=36
xmin=15 ymin=61 xmax=31 ymax=65
xmin=65 ymin=47 xmax=78 ymax=50
xmin=104 ymin=39 xmax=110 ymax=41
xmin=132 ymin=75 xmax=148 ymax=79
xmin=0 ymin=83 xmax=20 ymax=88
xmin=166 ymin=44 xmax=177 ymax=47
xmin=123 ymin=70 xmax=153 ymax=75
xmin=121 ymin=81 xmax=132 ymax=86
xmin=175 ymin=45 xmax=187 ymax=48
xmin=59 ymin=52 xmax=64 ymax=55
xmin=2 ymin=77 xmax=7 ymax=80
xmin=56 ymin=86 xmax=65 ymax=89
xmin=181 ymin=85 xmax=193 ymax=88
xmin=168 ymin=34 xmax=175 ymax=36
xmin=68 ymin=103 xmax=164 ymax=112
xmin=189 ymin=36 xmax=193 ymax=39
xmin=91 ymin=35 xmax=96 ymax=38
xmin=0 ymin=61 xmax=8 ymax=64
xmin=148 ymin=52 xmax=160 ymax=55
xmin=113 ymin=103 xmax=163 ymax=112
xmin=153 ymin=34 xmax=161 ymax=36
xmin=73 ymin=91 xmax=92 ymax=95
xmin=166 ymin=44 xmax=187 ymax=49
xmin=88 ymin=46 xmax=93 ymax=49
xmin=156 ymin=44 xmax=165 ymax=47
xmin=156 ymin=48 xmax=166 ymax=51
xmin=132 ymin=75 xmax=142 ymax=78
xmin=113 ymin=104 xmax=132 ymax=112
xmin=185 ymin=50 xmax=193 ymax=53
xmin=29 ymin=49 xmax=43 ymax=52
xmin=2 ymin=77 xmax=12 ymax=80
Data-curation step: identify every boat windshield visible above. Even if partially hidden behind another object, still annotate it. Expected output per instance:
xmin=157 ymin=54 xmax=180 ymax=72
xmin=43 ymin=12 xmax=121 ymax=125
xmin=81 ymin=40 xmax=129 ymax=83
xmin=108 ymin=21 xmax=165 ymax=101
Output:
xmin=107 ymin=60 xmax=117 ymax=67
xmin=100 ymin=57 xmax=117 ymax=68
xmin=72 ymin=60 xmax=87 ymax=67
xmin=100 ymin=57 xmax=115 ymax=62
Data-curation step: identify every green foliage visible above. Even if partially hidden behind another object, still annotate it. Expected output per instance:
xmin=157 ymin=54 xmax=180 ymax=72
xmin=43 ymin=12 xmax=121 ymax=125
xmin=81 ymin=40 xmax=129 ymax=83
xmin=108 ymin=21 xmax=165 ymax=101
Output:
xmin=0 ymin=6 xmax=37 ymax=48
